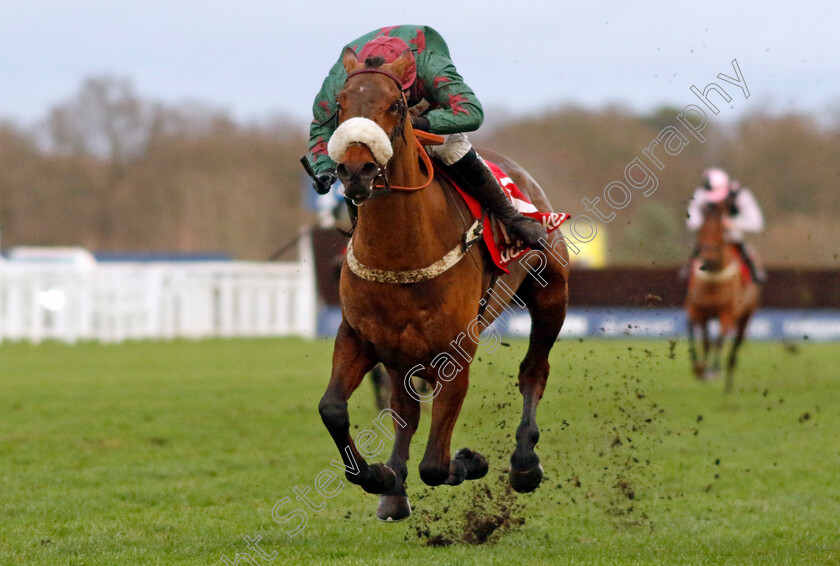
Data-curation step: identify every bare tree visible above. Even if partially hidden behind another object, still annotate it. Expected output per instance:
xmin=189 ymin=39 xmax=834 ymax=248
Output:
xmin=48 ymin=76 xmax=161 ymax=165
xmin=45 ymin=76 xmax=163 ymax=247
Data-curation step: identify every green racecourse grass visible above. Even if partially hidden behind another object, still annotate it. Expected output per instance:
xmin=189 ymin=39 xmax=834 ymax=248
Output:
xmin=1 ymin=337 xmax=838 ymax=565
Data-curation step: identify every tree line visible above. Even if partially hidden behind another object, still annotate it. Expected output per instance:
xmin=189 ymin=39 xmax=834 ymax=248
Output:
xmin=1 ymin=76 xmax=837 ymax=266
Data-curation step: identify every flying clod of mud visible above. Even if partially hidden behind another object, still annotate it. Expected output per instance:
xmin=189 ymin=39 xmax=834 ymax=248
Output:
xmin=409 ymin=474 xmax=525 ymax=546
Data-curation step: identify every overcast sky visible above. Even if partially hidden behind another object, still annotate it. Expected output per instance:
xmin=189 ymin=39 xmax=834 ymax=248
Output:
xmin=1 ymin=1 xmax=837 ymax=128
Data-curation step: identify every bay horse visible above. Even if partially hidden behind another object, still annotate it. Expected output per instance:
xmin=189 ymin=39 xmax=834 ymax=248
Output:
xmin=316 ymin=47 xmax=569 ymax=521
xmin=685 ymin=197 xmax=760 ymax=391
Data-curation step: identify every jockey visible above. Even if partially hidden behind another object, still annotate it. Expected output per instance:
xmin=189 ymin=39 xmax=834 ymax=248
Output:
xmin=306 ymin=25 xmax=547 ymax=249
xmin=685 ymin=167 xmax=766 ymax=283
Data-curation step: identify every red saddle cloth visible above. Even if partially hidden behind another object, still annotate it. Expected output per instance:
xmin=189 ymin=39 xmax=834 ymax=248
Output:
xmin=439 ymin=160 xmax=570 ymax=272
xmin=730 ymin=245 xmax=752 ymax=285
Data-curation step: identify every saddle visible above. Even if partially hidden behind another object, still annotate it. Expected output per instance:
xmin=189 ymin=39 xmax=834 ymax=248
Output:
xmin=437 ymin=160 xmax=569 ymax=272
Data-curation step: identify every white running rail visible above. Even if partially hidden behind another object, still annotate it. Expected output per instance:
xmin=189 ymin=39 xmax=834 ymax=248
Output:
xmin=0 ymin=234 xmax=316 ymax=343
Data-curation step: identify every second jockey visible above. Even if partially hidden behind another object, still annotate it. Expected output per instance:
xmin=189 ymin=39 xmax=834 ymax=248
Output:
xmin=685 ymin=167 xmax=766 ymax=283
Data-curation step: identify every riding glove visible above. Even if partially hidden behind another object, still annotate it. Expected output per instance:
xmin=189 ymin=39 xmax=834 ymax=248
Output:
xmin=411 ymin=115 xmax=430 ymax=132
xmin=314 ymin=169 xmax=337 ymax=195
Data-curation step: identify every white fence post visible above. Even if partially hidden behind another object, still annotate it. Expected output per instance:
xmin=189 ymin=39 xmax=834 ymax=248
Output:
xmin=297 ymin=229 xmax=318 ymax=339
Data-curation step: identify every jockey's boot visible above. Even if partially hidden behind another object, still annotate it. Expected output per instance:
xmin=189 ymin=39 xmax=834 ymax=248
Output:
xmin=734 ymin=242 xmax=766 ymax=284
xmin=449 ymin=149 xmax=547 ymax=250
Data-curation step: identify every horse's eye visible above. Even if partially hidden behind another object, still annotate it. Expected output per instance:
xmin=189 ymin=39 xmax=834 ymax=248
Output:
xmin=389 ymin=101 xmax=401 ymax=113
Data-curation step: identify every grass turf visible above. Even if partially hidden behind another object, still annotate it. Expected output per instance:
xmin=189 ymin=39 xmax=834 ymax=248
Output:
xmin=0 ymin=337 xmax=838 ymax=565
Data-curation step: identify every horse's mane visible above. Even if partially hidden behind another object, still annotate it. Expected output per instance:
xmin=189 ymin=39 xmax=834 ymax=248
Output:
xmin=364 ymin=56 xmax=386 ymax=69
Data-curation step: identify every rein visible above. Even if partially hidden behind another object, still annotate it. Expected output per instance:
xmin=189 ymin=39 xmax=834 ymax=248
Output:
xmin=376 ymin=138 xmax=436 ymax=191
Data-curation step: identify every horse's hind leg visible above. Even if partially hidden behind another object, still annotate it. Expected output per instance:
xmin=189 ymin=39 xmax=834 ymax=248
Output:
xmin=510 ymin=275 xmax=567 ymax=493
xmin=376 ymin=367 xmax=421 ymax=522
xmin=319 ymin=320 xmax=396 ymax=495
xmin=369 ymin=363 xmax=390 ymax=411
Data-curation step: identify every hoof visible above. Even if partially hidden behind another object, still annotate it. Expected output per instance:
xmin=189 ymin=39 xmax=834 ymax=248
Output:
xmin=419 ymin=464 xmax=450 ymax=487
xmin=703 ymin=369 xmax=721 ymax=381
xmin=376 ymin=495 xmax=411 ymax=522
xmin=361 ymin=464 xmax=396 ymax=495
xmin=455 ymin=448 xmax=489 ymax=480
xmin=444 ymin=459 xmax=467 ymax=486
xmin=509 ymin=463 xmax=543 ymax=493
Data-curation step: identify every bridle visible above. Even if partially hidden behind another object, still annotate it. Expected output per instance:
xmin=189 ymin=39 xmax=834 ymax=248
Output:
xmin=696 ymin=202 xmax=732 ymax=278
xmin=339 ymin=67 xmax=435 ymax=197
xmin=337 ymin=67 xmax=482 ymax=284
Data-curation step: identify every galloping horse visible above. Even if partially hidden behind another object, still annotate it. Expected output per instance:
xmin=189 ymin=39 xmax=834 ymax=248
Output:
xmin=316 ymin=47 xmax=569 ymax=521
xmin=685 ymin=198 xmax=760 ymax=391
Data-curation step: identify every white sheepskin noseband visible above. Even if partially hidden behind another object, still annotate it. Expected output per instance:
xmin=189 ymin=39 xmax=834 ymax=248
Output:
xmin=328 ymin=117 xmax=393 ymax=166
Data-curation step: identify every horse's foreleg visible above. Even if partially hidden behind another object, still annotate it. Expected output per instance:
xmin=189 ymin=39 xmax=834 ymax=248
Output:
xmin=725 ymin=314 xmax=750 ymax=392
xmin=695 ymin=320 xmax=712 ymax=378
xmin=417 ymin=367 xmax=476 ymax=487
xmin=710 ymin=331 xmax=725 ymax=378
xmin=711 ymin=314 xmax=735 ymax=380
xmin=688 ymin=319 xmax=701 ymax=377
xmin=319 ymin=320 xmax=396 ymax=495
xmin=701 ymin=322 xmax=710 ymax=363
xmin=376 ymin=367 xmax=421 ymax=522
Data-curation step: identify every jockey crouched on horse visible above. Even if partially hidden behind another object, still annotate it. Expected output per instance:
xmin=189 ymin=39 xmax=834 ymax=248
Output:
xmin=683 ymin=167 xmax=766 ymax=283
xmin=305 ymin=25 xmax=548 ymax=250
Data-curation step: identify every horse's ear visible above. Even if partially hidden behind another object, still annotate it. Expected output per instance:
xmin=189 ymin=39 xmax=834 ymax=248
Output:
xmin=383 ymin=48 xmax=414 ymax=85
xmin=342 ymin=47 xmax=363 ymax=74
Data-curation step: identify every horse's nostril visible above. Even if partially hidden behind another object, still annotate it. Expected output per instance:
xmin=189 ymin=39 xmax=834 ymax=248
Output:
xmin=360 ymin=163 xmax=379 ymax=178
xmin=336 ymin=162 xmax=377 ymax=184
